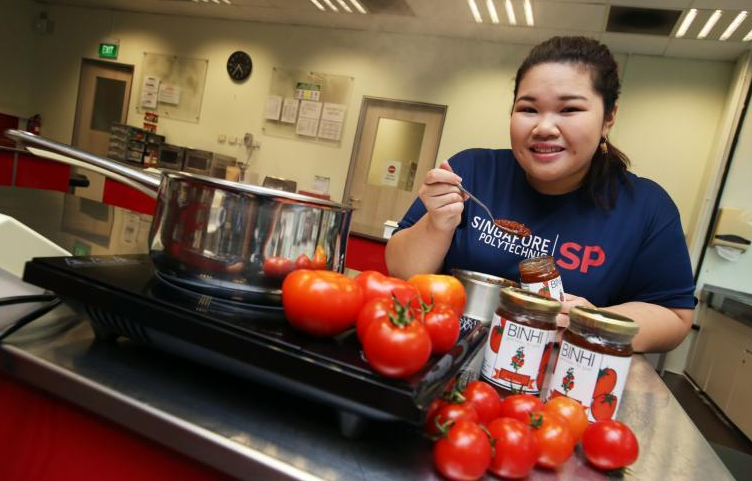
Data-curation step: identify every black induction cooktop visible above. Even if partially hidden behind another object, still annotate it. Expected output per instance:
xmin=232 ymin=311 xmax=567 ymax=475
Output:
xmin=23 ymin=255 xmax=486 ymax=433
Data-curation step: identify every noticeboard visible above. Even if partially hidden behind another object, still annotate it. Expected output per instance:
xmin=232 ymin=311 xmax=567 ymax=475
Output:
xmin=262 ymin=68 xmax=354 ymax=146
xmin=135 ymin=52 xmax=208 ymax=123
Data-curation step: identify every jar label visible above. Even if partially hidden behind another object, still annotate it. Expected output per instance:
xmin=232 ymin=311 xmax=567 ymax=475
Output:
xmin=481 ymin=313 xmax=556 ymax=394
xmin=520 ymin=276 xmax=564 ymax=302
xmin=546 ymin=340 xmax=633 ymax=422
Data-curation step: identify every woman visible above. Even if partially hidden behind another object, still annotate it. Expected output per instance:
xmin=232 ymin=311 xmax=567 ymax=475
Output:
xmin=385 ymin=36 xmax=695 ymax=353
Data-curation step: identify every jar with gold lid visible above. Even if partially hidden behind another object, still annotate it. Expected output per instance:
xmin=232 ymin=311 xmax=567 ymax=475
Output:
xmin=518 ymin=255 xmax=564 ymax=301
xmin=546 ymin=306 xmax=639 ymax=422
xmin=480 ymin=286 xmax=561 ymax=396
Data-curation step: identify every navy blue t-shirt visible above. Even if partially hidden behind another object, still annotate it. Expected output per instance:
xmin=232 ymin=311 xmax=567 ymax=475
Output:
xmin=395 ymin=149 xmax=696 ymax=309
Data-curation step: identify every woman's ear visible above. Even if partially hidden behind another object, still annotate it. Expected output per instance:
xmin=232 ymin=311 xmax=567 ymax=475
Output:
xmin=602 ymin=103 xmax=618 ymax=137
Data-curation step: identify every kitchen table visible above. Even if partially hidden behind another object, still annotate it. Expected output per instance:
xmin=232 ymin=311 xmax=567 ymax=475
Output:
xmin=0 ymin=304 xmax=734 ymax=481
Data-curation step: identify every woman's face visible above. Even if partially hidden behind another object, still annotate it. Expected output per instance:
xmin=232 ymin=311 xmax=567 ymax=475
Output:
xmin=510 ymin=62 xmax=615 ymax=195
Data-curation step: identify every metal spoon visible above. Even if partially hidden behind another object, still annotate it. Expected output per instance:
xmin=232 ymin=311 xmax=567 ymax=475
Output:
xmin=456 ymin=182 xmax=531 ymax=237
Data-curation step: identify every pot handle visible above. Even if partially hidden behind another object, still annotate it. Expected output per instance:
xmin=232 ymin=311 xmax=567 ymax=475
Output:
xmin=3 ymin=129 xmax=161 ymax=198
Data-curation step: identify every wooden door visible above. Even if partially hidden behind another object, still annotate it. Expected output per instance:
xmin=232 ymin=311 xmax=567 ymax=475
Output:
xmin=71 ymin=59 xmax=133 ymax=200
xmin=343 ymin=98 xmax=446 ymax=238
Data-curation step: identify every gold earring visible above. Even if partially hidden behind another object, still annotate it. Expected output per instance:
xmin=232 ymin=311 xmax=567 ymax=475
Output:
xmin=599 ymin=137 xmax=608 ymax=154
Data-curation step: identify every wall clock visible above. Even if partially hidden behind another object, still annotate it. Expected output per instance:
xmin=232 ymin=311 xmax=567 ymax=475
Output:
xmin=227 ymin=51 xmax=252 ymax=82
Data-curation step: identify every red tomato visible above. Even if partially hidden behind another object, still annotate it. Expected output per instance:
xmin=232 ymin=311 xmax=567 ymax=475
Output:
xmin=461 ymin=380 xmax=502 ymax=426
xmin=423 ymin=304 xmax=460 ymax=354
xmin=262 ymin=256 xmax=293 ymax=278
xmin=426 ymin=401 xmax=479 ymax=436
xmin=407 ymin=274 xmax=466 ymax=317
xmin=282 ymin=270 xmax=363 ymax=337
xmin=433 ymin=420 xmax=492 ymax=481
xmin=593 ymin=368 xmax=618 ymax=398
xmin=487 ymin=417 xmax=538 ymax=479
xmin=498 ymin=393 xmax=544 ymax=424
xmin=582 ymin=420 xmax=639 ymax=470
xmin=311 ymin=246 xmax=328 ymax=270
xmin=543 ymin=396 xmax=588 ymax=441
xmin=357 ymin=298 xmax=396 ymax=343
xmin=529 ymin=411 xmax=575 ymax=469
xmin=362 ymin=314 xmax=431 ymax=378
xmin=591 ymin=392 xmax=618 ymax=421
xmin=489 ymin=324 xmax=504 ymax=353
xmin=354 ymin=271 xmax=420 ymax=304
xmin=293 ymin=254 xmax=312 ymax=270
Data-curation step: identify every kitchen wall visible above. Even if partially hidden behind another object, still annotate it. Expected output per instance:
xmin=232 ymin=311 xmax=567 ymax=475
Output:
xmin=0 ymin=0 xmax=34 ymax=120
xmin=696 ymin=99 xmax=752 ymax=292
xmin=0 ymin=2 xmax=736 ymax=241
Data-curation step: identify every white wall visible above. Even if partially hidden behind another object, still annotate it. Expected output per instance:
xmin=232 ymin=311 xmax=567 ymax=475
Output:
xmin=612 ymin=54 xmax=733 ymax=237
xmin=696 ymin=99 xmax=752 ymax=293
xmin=0 ymin=0 xmax=34 ymax=118
xmin=2 ymin=3 xmax=736 ymax=222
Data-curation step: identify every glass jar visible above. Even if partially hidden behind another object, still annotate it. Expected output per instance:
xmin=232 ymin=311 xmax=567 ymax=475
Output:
xmin=546 ymin=306 xmax=639 ymax=422
xmin=481 ymin=287 xmax=561 ymax=396
xmin=518 ymin=255 xmax=564 ymax=302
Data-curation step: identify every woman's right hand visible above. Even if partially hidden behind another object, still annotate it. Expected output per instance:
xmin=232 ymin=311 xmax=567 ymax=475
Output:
xmin=418 ymin=161 xmax=467 ymax=233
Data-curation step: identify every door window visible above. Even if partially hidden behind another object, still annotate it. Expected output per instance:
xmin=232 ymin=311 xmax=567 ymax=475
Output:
xmin=366 ymin=118 xmax=425 ymax=192
xmin=90 ymin=76 xmax=126 ymax=132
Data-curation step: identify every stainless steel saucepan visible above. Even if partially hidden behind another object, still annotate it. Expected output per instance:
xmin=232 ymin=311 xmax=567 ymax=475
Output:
xmin=4 ymin=129 xmax=353 ymax=305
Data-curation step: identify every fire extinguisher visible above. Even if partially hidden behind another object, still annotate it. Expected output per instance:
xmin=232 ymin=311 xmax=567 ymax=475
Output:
xmin=26 ymin=114 xmax=41 ymax=135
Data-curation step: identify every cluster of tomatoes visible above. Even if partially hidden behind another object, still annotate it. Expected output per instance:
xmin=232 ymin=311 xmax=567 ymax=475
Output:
xmin=282 ymin=270 xmax=467 ymax=378
xmin=262 ymin=246 xmax=329 ymax=278
xmin=426 ymin=380 xmax=639 ymax=480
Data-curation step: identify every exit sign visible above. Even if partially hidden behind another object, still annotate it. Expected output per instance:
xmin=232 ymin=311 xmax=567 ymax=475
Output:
xmin=98 ymin=42 xmax=119 ymax=59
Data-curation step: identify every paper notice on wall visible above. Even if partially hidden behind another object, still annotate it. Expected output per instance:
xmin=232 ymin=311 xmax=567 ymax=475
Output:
xmin=381 ymin=160 xmax=402 ymax=186
xmin=299 ymin=100 xmax=322 ymax=120
xmin=321 ymin=103 xmax=346 ymax=122
xmin=317 ymin=119 xmax=343 ymax=141
xmin=158 ymin=84 xmax=181 ymax=105
xmin=140 ymin=76 xmax=160 ymax=109
xmin=296 ymin=117 xmax=319 ymax=137
xmin=280 ymin=98 xmax=299 ymax=123
xmin=265 ymin=95 xmax=282 ymax=120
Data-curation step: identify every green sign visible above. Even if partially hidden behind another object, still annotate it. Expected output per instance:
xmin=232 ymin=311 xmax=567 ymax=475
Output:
xmin=98 ymin=42 xmax=119 ymax=59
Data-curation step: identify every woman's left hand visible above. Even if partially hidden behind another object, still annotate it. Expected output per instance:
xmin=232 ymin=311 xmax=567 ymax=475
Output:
xmin=556 ymin=293 xmax=595 ymax=329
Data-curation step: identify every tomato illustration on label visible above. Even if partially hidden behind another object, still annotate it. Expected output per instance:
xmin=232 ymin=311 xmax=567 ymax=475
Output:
xmin=591 ymin=392 xmax=618 ymax=420
xmin=489 ymin=316 xmax=507 ymax=353
xmin=538 ymin=284 xmax=550 ymax=297
xmin=510 ymin=346 xmax=525 ymax=372
xmin=593 ymin=367 xmax=617 ymax=398
xmin=561 ymin=367 xmax=575 ymax=395
xmin=536 ymin=342 xmax=553 ymax=390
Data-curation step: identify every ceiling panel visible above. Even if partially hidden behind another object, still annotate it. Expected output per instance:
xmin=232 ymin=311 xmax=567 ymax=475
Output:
xmin=600 ymin=32 xmax=670 ymax=55
xmin=27 ymin=0 xmax=752 ymax=60
xmin=665 ymin=37 xmax=750 ymax=60
xmin=534 ymin=2 xmax=608 ymax=32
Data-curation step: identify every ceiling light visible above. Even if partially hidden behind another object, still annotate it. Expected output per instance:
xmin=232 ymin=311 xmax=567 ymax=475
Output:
xmin=335 ymin=0 xmax=352 ymax=13
xmin=221 ymin=0 xmax=231 ymax=4
xmin=211 ymin=0 xmax=219 ymax=4
xmin=745 ymin=28 xmax=752 ymax=42
xmin=505 ymin=0 xmax=516 ymax=26
xmin=322 ymin=0 xmax=338 ymax=12
xmin=309 ymin=0 xmax=325 ymax=11
xmin=349 ymin=0 xmax=367 ymax=14
xmin=468 ymin=0 xmax=483 ymax=23
xmin=675 ymin=8 xmax=697 ymax=38
xmin=697 ymin=10 xmax=722 ymax=39
xmin=720 ymin=11 xmax=748 ymax=41
xmin=523 ymin=0 xmax=533 ymax=26
xmin=486 ymin=0 xmax=499 ymax=24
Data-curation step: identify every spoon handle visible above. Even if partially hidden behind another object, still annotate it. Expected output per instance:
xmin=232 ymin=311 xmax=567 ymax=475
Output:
xmin=457 ymin=183 xmax=495 ymax=222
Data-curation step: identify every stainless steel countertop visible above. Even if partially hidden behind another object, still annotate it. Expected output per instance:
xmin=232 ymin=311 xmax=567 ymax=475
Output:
xmin=703 ymin=284 xmax=752 ymax=328
xmin=0 ymin=306 xmax=734 ymax=481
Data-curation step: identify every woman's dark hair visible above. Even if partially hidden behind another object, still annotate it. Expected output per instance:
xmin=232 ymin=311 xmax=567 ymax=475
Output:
xmin=513 ymin=36 xmax=630 ymax=209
